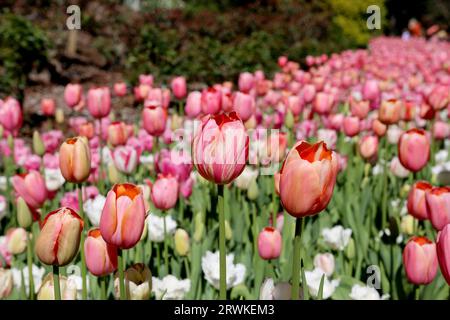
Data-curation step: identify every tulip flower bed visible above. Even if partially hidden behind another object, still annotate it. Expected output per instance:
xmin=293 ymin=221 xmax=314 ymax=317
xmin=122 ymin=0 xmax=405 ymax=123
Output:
xmin=0 ymin=35 xmax=449 ymax=301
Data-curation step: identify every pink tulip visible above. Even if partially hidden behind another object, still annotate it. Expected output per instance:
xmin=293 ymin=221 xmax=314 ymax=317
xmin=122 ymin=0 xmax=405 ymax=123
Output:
xmin=358 ymin=135 xmax=378 ymax=161
xmin=0 ymin=97 xmax=22 ymax=136
xmin=134 ymin=84 xmax=150 ymax=101
xmin=193 ymin=112 xmax=249 ymax=184
xmin=139 ymin=74 xmax=153 ymax=86
xmin=180 ymin=177 xmax=194 ymax=199
xmin=233 ymin=92 xmax=255 ymax=122
xmin=428 ymin=85 xmax=449 ymax=110
xmin=100 ymin=183 xmax=146 ymax=249
xmin=78 ymin=122 xmax=95 ymax=139
xmin=433 ymin=121 xmax=449 ymax=140
xmin=41 ymin=98 xmax=56 ymax=116
xmin=150 ymin=174 xmax=179 ymax=210
xmin=278 ymin=56 xmax=288 ymax=68
xmin=301 ymin=84 xmax=316 ymax=104
xmin=112 ymin=145 xmax=139 ymax=174
xmin=436 ymin=224 xmax=450 ymax=285
xmin=362 ymin=80 xmax=380 ymax=101
xmin=390 ymin=156 xmax=410 ymax=178
xmin=155 ymin=148 xmax=192 ymax=182
xmin=372 ymin=119 xmax=387 ymax=137
xmin=85 ymin=228 xmax=118 ymax=277
xmin=343 ymin=116 xmax=360 ymax=137
xmin=257 ymin=227 xmax=282 ymax=260
xmin=142 ymin=104 xmax=167 ymax=137
xmin=426 ymin=187 xmax=450 ymax=231
xmin=398 ymin=128 xmax=430 ymax=172
xmin=87 ymin=87 xmax=111 ymax=119
xmin=171 ymin=76 xmax=187 ymax=99
xmin=201 ymin=87 xmax=222 ymax=115
xmin=403 ymin=236 xmax=438 ymax=285
xmin=11 ymin=170 xmax=48 ymax=209
xmin=238 ymin=72 xmax=254 ymax=93
xmin=407 ymin=181 xmax=432 ymax=220
xmin=185 ymin=91 xmax=202 ymax=118
xmin=313 ymin=92 xmax=334 ymax=115
xmin=285 ymin=95 xmax=303 ymax=116
xmin=350 ymin=98 xmax=370 ymax=119
xmin=64 ymin=84 xmax=82 ymax=108
xmin=113 ymin=82 xmax=127 ymax=97
xmin=279 ymin=141 xmax=338 ymax=218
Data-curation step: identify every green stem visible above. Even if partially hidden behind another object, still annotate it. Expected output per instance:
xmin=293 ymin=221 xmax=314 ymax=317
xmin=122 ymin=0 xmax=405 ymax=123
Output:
xmin=27 ymin=232 xmax=34 ymax=300
xmin=77 ymin=184 xmax=88 ymax=300
xmin=118 ymin=249 xmax=126 ymax=300
xmin=98 ymin=119 xmax=105 ymax=193
xmin=100 ymin=276 xmax=106 ymax=300
xmin=415 ymin=285 xmax=420 ymax=300
xmin=291 ymin=217 xmax=304 ymax=300
xmin=184 ymin=257 xmax=191 ymax=278
xmin=218 ymin=184 xmax=227 ymax=300
xmin=163 ymin=212 xmax=169 ymax=275
xmin=53 ymin=265 xmax=61 ymax=300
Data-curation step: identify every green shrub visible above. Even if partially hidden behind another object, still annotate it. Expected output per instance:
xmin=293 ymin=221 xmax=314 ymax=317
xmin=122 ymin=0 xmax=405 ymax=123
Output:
xmin=0 ymin=13 xmax=50 ymax=99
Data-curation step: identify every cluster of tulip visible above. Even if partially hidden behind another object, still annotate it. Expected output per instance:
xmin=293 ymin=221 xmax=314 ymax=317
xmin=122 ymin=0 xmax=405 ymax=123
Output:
xmin=0 ymin=35 xmax=449 ymax=300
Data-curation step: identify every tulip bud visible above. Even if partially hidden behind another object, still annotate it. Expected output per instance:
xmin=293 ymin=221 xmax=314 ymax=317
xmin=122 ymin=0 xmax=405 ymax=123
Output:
xmin=6 ymin=228 xmax=27 ymax=255
xmin=400 ymin=215 xmax=415 ymax=235
xmin=257 ymin=227 xmax=282 ymax=260
xmin=284 ymin=110 xmax=294 ymax=129
xmin=193 ymin=212 xmax=204 ymax=242
xmin=37 ymin=273 xmax=78 ymax=300
xmin=174 ymin=228 xmax=190 ymax=256
xmin=55 ymin=108 xmax=65 ymax=124
xmin=59 ymin=136 xmax=91 ymax=183
xmin=85 ymin=228 xmax=118 ymax=277
xmin=107 ymin=162 xmax=123 ymax=184
xmin=247 ymin=179 xmax=259 ymax=200
xmin=379 ymin=99 xmax=401 ymax=125
xmin=35 ymin=207 xmax=84 ymax=266
xmin=33 ymin=131 xmax=45 ymax=156
xmin=17 ymin=196 xmax=33 ymax=229
xmin=225 ymin=220 xmax=232 ymax=241
xmin=0 ymin=269 xmax=13 ymax=299
xmin=345 ymin=238 xmax=355 ymax=259
xmin=114 ymin=263 xmax=151 ymax=300
xmin=403 ymin=236 xmax=438 ymax=285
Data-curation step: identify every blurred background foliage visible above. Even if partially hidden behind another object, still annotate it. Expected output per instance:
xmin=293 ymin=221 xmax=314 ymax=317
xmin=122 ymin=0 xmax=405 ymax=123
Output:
xmin=0 ymin=0 xmax=448 ymax=97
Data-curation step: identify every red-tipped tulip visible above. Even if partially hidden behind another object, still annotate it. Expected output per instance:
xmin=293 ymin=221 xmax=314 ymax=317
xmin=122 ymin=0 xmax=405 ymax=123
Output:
xmin=192 ymin=112 xmax=249 ymax=184
xmin=426 ymin=187 xmax=450 ymax=231
xmin=402 ymin=236 xmax=438 ymax=285
xmin=142 ymin=104 xmax=167 ymax=137
xmin=85 ymin=228 xmax=118 ymax=276
xmin=35 ymin=207 xmax=84 ymax=266
xmin=407 ymin=181 xmax=432 ymax=220
xmin=100 ymin=183 xmax=145 ymax=249
xmin=257 ymin=227 xmax=282 ymax=260
xmin=279 ymin=141 xmax=338 ymax=218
